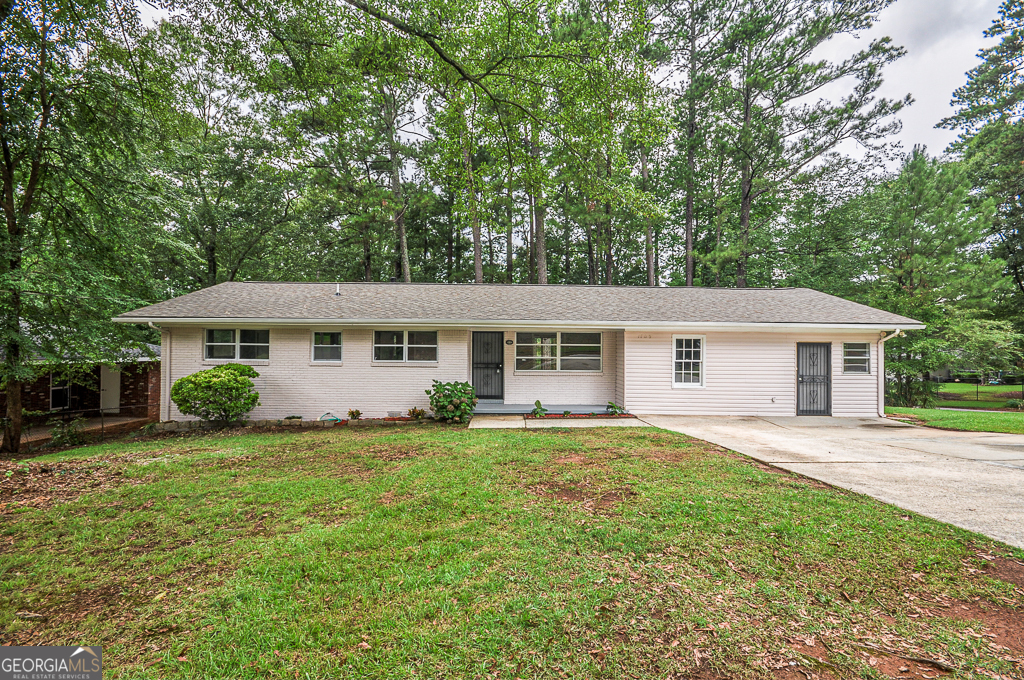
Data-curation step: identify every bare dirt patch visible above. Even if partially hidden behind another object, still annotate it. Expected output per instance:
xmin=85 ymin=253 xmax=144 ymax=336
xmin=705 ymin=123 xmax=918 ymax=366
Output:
xmin=0 ymin=458 xmax=149 ymax=514
xmin=855 ymin=649 xmax=950 ymax=679
xmin=362 ymin=443 xmax=436 ymax=462
xmin=981 ymin=556 xmax=1024 ymax=590
xmin=529 ymin=480 xmax=635 ymax=513
xmin=379 ymin=490 xmax=413 ymax=506
xmin=945 ymin=600 xmax=1024 ymax=654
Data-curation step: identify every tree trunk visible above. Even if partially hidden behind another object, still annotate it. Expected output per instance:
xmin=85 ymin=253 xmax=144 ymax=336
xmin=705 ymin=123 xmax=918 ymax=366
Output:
xmin=586 ymin=224 xmax=597 ymax=285
xmin=736 ymin=81 xmax=753 ymax=288
xmin=446 ymin=211 xmax=454 ymax=281
xmin=363 ymin=226 xmax=372 ymax=282
xmin=604 ymin=201 xmax=613 ymax=285
xmin=505 ymin=181 xmax=514 ymax=283
xmin=385 ymin=100 xmax=410 ymax=282
xmin=684 ymin=17 xmax=697 ymax=287
xmin=462 ymin=134 xmax=483 ymax=284
xmin=527 ymin=189 xmax=536 ymax=284
xmin=530 ymin=125 xmax=548 ymax=285
xmin=206 ymin=241 xmax=217 ymax=287
xmin=639 ymin=144 xmax=655 ymax=287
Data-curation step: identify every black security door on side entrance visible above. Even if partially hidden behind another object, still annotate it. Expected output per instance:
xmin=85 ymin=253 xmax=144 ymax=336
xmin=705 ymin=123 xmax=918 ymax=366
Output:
xmin=796 ymin=343 xmax=831 ymax=416
xmin=472 ymin=332 xmax=504 ymax=400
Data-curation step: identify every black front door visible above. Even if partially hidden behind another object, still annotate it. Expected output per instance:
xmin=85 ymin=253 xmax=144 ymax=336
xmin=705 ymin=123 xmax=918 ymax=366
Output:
xmin=472 ymin=332 xmax=504 ymax=400
xmin=797 ymin=343 xmax=832 ymax=416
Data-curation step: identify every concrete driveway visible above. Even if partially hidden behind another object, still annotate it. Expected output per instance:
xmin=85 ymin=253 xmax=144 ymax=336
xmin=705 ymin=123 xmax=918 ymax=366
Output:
xmin=639 ymin=415 xmax=1024 ymax=549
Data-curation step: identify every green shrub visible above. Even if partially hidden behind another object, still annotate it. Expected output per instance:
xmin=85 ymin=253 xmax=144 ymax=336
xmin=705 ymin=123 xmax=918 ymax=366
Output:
xmin=47 ymin=417 xmax=86 ymax=448
xmin=426 ymin=380 xmax=477 ymax=423
xmin=531 ymin=400 xmax=548 ymax=417
xmin=887 ymin=379 xmax=938 ymax=408
xmin=606 ymin=402 xmax=627 ymax=415
xmin=1006 ymin=399 xmax=1024 ymax=410
xmin=170 ymin=364 xmax=260 ymax=423
xmin=347 ymin=409 xmax=362 ymax=420
xmin=407 ymin=407 xmax=426 ymax=420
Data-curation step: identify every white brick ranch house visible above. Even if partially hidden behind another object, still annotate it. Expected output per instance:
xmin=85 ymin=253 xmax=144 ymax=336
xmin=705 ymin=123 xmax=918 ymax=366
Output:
xmin=114 ymin=282 xmax=923 ymax=421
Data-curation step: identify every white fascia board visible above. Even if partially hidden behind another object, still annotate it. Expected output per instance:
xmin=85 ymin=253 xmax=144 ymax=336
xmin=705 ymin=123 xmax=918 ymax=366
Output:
xmin=115 ymin=317 xmax=925 ymax=332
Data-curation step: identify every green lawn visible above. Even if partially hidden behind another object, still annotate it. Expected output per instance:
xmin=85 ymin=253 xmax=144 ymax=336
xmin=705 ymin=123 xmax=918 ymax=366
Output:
xmin=887 ymin=406 xmax=1024 ymax=434
xmin=935 ymin=382 xmax=1022 ymax=410
xmin=2 ymin=426 xmax=1022 ymax=679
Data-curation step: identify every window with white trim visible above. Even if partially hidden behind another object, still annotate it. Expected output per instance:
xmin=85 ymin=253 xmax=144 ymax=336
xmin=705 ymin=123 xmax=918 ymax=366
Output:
xmin=373 ymin=330 xmax=438 ymax=362
xmin=312 ymin=331 xmax=343 ymax=362
xmin=515 ymin=332 xmax=602 ymax=371
xmin=672 ymin=336 xmax=704 ymax=386
xmin=204 ymin=329 xmax=270 ymax=360
xmin=843 ymin=342 xmax=870 ymax=373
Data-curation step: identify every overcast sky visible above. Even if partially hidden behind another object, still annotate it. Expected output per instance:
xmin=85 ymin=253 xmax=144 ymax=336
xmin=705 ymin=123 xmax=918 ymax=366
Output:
xmin=836 ymin=0 xmax=1002 ymax=155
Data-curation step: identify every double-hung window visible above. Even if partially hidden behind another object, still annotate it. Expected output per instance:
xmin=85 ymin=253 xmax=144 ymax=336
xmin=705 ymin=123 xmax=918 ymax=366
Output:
xmin=312 ymin=332 xmax=343 ymax=362
xmin=672 ymin=335 xmax=704 ymax=386
xmin=515 ymin=332 xmax=602 ymax=372
xmin=373 ymin=331 xmax=438 ymax=362
xmin=843 ymin=342 xmax=870 ymax=374
xmin=204 ymin=329 xmax=270 ymax=360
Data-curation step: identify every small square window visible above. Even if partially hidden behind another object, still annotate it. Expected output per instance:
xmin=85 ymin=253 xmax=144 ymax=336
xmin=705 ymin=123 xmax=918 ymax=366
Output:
xmin=843 ymin=343 xmax=870 ymax=374
xmin=313 ymin=332 xmax=343 ymax=362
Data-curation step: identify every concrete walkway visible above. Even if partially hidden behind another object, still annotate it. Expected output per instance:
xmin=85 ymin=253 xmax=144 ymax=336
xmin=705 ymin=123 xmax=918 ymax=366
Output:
xmin=640 ymin=415 xmax=1024 ymax=549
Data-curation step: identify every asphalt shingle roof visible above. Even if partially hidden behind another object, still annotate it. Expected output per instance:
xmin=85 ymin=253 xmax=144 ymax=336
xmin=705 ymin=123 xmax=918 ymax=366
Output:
xmin=115 ymin=282 xmax=922 ymax=327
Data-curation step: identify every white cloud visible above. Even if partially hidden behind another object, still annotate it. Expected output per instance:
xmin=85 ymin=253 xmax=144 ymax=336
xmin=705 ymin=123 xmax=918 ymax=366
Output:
xmin=822 ymin=0 xmax=1002 ymax=157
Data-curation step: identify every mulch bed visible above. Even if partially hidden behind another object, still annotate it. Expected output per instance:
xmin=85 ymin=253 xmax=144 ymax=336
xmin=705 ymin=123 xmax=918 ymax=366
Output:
xmin=525 ymin=413 xmax=637 ymax=419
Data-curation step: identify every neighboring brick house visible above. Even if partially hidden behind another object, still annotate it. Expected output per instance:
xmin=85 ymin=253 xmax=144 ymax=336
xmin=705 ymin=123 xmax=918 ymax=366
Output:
xmin=114 ymin=282 xmax=923 ymax=421
xmin=0 ymin=347 xmax=160 ymax=423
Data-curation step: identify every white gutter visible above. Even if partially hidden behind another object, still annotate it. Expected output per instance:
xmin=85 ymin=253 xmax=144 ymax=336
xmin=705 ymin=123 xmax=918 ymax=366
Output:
xmin=877 ymin=328 xmax=904 ymax=417
xmin=114 ymin=317 xmax=926 ymax=332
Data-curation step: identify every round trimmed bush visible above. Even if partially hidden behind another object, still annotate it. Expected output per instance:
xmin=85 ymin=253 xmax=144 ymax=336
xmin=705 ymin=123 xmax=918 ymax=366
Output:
xmin=170 ymin=364 xmax=261 ymax=423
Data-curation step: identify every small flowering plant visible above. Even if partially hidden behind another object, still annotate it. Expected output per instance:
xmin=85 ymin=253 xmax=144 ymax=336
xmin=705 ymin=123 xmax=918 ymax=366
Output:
xmin=426 ymin=379 xmax=478 ymax=423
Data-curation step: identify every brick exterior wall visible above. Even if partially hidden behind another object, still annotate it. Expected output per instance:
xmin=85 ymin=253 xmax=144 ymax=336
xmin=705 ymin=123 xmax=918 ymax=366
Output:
xmin=0 ymin=361 xmax=160 ymax=422
xmin=118 ymin=362 xmax=161 ymax=419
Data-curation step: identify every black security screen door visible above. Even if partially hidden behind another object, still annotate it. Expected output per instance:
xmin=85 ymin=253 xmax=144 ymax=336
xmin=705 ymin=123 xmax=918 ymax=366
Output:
xmin=797 ymin=343 xmax=832 ymax=416
xmin=472 ymin=332 xmax=504 ymax=400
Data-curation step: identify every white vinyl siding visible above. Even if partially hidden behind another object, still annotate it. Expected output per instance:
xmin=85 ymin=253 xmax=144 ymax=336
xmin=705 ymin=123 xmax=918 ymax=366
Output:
xmin=843 ymin=342 xmax=870 ymax=374
xmin=623 ymin=331 xmax=879 ymax=417
xmin=312 ymin=331 xmax=343 ymax=362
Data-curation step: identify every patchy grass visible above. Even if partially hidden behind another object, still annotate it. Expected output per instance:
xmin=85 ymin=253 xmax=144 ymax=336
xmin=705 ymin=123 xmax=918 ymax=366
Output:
xmin=1 ymin=426 xmax=1022 ymax=679
xmin=888 ymin=407 xmax=1024 ymax=434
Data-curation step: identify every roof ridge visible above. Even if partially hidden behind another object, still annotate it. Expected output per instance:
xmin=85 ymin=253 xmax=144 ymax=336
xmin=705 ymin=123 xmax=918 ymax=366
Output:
xmin=235 ymin=281 xmax=804 ymax=291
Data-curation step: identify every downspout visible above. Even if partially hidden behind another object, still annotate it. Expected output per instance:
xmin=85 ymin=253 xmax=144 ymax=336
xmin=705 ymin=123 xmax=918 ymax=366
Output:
xmin=877 ymin=328 xmax=903 ymax=417
xmin=149 ymin=322 xmax=167 ymax=422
